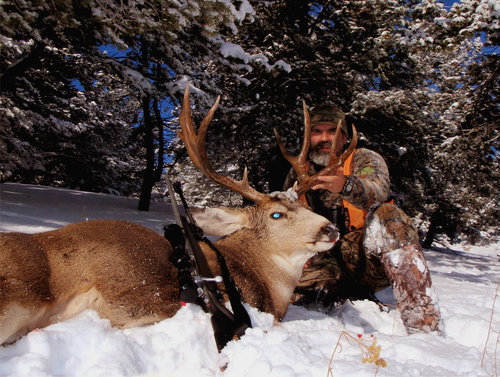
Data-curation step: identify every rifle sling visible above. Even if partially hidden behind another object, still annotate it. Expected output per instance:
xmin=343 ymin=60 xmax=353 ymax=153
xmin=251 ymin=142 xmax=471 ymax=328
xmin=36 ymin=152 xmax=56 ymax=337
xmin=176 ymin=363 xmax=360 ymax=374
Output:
xmin=203 ymin=237 xmax=252 ymax=333
xmin=181 ymin=214 xmax=251 ymax=331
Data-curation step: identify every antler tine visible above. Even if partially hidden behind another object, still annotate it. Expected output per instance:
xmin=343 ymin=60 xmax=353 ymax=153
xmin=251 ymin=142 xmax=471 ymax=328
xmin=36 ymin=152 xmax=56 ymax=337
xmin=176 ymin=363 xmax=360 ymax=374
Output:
xmin=178 ymin=86 xmax=204 ymax=169
xmin=273 ymin=100 xmax=312 ymax=182
xmin=339 ymin=123 xmax=358 ymax=165
xmin=178 ymin=86 xmax=268 ymax=204
xmin=299 ymin=100 xmax=312 ymax=164
xmin=329 ymin=120 xmax=343 ymax=161
xmin=294 ymin=123 xmax=358 ymax=197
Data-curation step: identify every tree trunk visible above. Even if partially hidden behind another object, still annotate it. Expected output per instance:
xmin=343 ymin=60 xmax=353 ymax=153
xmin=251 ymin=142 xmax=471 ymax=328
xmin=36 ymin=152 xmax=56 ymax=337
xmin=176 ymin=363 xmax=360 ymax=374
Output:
xmin=138 ymin=95 xmax=155 ymax=211
xmin=153 ymin=98 xmax=164 ymax=182
xmin=422 ymin=218 xmax=437 ymax=249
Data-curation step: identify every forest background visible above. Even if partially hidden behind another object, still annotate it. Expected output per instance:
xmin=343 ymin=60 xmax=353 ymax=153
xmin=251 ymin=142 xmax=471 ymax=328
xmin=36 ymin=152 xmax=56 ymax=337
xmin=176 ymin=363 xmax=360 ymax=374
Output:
xmin=1 ymin=0 xmax=498 ymax=246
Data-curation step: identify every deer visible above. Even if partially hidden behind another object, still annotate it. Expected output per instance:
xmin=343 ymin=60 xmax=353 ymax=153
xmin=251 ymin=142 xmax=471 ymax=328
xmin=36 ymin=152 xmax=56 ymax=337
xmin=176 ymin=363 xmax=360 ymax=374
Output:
xmin=0 ymin=86 xmax=356 ymax=346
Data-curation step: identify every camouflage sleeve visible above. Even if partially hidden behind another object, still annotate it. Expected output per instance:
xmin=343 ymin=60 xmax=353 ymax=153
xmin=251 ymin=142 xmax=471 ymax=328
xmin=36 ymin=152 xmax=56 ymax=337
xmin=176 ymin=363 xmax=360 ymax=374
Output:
xmin=341 ymin=148 xmax=390 ymax=210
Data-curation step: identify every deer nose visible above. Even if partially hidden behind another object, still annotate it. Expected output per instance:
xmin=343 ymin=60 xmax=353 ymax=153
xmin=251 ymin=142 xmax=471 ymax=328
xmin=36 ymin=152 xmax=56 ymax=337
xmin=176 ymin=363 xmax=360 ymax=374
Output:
xmin=322 ymin=224 xmax=339 ymax=242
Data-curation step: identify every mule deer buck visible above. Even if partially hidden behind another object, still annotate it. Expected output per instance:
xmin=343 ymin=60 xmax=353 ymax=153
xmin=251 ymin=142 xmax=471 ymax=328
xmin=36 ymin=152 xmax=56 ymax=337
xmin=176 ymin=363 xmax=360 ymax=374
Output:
xmin=0 ymin=87 xmax=350 ymax=346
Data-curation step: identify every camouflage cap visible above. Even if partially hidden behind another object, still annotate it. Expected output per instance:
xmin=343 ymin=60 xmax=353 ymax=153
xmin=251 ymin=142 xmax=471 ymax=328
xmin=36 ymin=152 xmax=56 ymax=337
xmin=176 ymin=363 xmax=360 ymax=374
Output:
xmin=310 ymin=104 xmax=348 ymax=135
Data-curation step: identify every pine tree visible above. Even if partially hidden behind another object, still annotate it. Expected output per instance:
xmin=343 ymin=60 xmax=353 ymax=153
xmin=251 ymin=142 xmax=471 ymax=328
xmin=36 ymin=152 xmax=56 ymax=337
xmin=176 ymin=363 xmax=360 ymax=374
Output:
xmin=1 ymin=0 xmax=497 ymax=242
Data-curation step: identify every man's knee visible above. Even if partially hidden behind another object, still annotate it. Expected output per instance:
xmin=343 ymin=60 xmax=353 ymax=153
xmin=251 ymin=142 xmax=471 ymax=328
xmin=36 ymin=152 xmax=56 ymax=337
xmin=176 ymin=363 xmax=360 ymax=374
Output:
xmin=363 ymin=203 xmax=420 ymax=257
xmin=339 ymin=229 xmax=364 ymax=273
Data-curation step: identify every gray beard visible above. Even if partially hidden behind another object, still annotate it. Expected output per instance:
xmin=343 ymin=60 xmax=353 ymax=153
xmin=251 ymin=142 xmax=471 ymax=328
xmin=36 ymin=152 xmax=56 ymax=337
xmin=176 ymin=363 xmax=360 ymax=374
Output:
xmin=309 ymin=150 xmax=331 ymax=167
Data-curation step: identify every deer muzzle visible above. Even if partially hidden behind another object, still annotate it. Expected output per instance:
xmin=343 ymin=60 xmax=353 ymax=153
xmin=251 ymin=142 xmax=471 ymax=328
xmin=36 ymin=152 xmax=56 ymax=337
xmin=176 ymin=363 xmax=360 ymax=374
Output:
xmin=322 ymin=224 xmax=340 ymax=243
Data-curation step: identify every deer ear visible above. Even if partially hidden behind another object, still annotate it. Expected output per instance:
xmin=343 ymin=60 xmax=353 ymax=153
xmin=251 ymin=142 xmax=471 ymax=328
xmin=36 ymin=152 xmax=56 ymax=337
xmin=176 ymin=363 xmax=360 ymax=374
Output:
xmin=191 ymin=207 xmax=250 ymax=237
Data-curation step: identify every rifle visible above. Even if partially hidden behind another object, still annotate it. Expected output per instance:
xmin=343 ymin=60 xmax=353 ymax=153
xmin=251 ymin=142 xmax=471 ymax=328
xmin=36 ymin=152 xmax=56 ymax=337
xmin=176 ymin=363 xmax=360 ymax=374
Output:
xmin=163 ymin=172 xmax=252 ymax=352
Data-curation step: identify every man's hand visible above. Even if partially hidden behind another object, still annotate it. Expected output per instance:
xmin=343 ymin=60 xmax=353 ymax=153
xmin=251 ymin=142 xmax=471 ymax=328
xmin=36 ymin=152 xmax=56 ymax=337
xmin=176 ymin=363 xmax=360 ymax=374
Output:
xmin=312 ymin=166 xmax=346 ymax=193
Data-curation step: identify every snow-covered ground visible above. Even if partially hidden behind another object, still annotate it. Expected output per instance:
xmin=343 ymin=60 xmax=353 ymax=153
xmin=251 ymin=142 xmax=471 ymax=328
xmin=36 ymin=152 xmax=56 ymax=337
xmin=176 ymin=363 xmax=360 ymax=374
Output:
xmin=0 ymin=182 xmax=498 ymax=377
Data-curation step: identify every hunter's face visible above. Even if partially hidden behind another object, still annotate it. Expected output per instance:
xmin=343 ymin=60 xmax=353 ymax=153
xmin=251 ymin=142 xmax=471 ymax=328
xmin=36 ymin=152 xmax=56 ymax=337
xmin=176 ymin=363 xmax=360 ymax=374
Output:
xmin=309 ymin=123 xmax=347 ymax=166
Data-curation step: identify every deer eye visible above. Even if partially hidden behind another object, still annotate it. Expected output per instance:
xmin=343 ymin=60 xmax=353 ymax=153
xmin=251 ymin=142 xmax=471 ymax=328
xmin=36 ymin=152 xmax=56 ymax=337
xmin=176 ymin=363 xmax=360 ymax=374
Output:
xmin=271 ymin=212 xmax=285 ymax=220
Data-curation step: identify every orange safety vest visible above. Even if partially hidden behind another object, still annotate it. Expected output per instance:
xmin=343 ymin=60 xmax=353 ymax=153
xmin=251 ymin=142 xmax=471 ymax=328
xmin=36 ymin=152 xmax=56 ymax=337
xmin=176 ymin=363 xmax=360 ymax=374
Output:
xmin=299 ymin=150 xmax=367 ymax=231
xmin=342 ymin=151 xmax=367 ymax=231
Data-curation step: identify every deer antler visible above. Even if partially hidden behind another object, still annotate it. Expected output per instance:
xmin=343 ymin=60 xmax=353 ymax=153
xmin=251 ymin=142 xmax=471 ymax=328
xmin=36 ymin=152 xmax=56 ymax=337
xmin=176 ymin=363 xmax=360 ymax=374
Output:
xmin=273 ymin=100 xmax=311 ymax=184
xmin=274 ymin=103 xmax=358 ymax=197
xmin=178 ymin=86 xmax=268 ymax=204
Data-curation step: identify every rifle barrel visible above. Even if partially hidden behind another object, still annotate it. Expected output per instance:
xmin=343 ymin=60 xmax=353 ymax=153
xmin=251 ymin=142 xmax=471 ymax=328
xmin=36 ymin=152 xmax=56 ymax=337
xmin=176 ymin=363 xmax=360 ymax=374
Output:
xmin=165 ymin=172 xmax=183 ymax=226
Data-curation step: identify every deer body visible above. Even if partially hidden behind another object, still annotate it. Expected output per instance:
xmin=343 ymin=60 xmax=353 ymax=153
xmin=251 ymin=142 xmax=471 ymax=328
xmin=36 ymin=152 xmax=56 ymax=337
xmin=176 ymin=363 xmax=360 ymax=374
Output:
xmin=0 ymin=220 xmax=179 ymax=345
xmin=1 ymin=194 xmax=337 ymax=345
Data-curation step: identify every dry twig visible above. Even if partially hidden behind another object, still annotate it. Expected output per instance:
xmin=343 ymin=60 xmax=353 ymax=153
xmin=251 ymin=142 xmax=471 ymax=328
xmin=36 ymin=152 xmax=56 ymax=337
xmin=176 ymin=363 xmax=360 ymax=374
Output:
xmin=481 ymin=280 xmax=500 ymax=376
xmin=327 ymin=331 xmax=387 ymax=377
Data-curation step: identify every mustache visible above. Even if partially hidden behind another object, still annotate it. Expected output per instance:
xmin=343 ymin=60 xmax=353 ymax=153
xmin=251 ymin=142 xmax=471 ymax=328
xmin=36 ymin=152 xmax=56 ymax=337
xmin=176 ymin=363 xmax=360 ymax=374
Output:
xmin=313 ymin=141 xmax=332 ymax=151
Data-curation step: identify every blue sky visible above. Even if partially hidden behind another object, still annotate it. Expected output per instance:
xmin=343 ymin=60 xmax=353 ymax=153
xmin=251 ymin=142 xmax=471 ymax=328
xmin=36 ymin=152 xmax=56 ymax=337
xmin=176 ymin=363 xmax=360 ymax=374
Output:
xmin=440 ymin=0 xmax=459 ymax=6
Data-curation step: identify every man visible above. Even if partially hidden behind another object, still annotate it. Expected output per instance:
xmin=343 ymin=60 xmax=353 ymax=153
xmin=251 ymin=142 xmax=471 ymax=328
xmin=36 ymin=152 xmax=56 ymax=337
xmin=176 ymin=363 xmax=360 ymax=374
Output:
xmin=283 ymin=104 xmax=441 ymax=334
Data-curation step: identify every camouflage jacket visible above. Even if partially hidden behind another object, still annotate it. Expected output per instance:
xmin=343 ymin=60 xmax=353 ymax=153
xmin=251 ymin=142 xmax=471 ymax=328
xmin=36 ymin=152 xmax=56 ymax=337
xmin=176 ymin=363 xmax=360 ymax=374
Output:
xmin=283 ymin=148 xmax=390 ymax=233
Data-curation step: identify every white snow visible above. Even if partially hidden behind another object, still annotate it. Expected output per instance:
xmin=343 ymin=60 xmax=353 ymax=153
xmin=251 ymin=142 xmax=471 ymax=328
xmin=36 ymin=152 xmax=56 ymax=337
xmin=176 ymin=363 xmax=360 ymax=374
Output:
xmin=0 ymin=182 xmax=499 ymax=377
xmin=415 ymin=255 xmax=427 ymax=273
xmin=219 ymin=42 xmax=292 ymax=73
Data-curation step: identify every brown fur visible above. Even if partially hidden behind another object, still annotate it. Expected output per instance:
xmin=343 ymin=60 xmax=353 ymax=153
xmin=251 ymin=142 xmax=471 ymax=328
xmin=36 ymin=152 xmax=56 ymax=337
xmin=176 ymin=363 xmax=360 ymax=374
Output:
xmin=0 ymin=220 xmax=180 ymax=345
xmin=1 ymin=196 xmax=337 ymax=345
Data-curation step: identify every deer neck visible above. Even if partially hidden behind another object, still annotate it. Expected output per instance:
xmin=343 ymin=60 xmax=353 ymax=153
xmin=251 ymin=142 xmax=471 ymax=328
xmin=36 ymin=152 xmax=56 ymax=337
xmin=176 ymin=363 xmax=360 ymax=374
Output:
xmin=214 ymin=229 xmax=301 ymax=281
xmin=203 ymin=229 xmax=305 ymax=319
